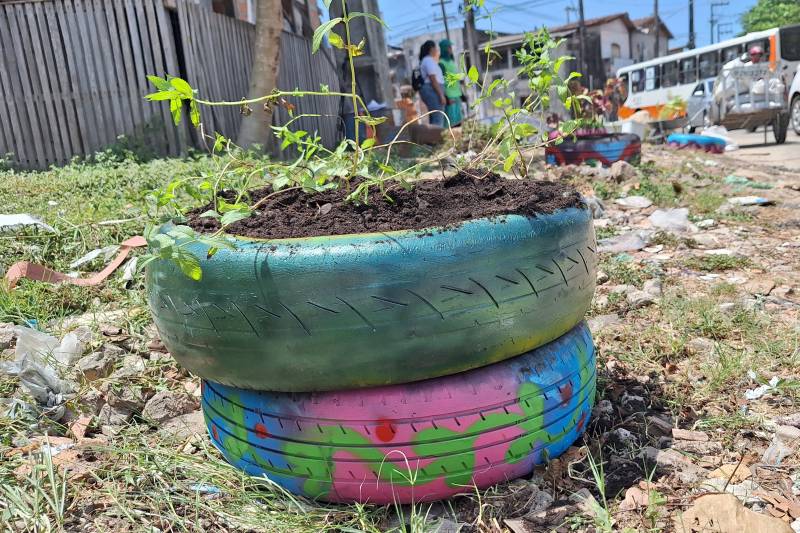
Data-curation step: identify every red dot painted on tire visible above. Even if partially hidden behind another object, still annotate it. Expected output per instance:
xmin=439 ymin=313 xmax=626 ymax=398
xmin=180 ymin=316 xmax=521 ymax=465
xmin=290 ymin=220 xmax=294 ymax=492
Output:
xmin=254 ymin=423 xmax=269 ymax=439
xmin=577 ymin=411 xmax=587 ymax=431
xmin=211 ymin=424 xmax=219 ymax=441
xmin=560 ymin=382 xmax=573 ymax=406
xmin=375 ymin=419 xmax=396 ymax=442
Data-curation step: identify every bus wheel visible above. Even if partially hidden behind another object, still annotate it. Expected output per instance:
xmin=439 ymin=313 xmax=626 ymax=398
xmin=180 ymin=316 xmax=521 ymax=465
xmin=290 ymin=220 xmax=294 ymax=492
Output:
xmin=774 ymin=112 xmax=789 ymax=145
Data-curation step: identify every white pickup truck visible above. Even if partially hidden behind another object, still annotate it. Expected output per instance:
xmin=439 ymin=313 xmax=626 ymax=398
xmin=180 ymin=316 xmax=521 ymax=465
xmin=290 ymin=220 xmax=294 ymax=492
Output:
xmin=790 ymin=64 xmax=800 ymax=135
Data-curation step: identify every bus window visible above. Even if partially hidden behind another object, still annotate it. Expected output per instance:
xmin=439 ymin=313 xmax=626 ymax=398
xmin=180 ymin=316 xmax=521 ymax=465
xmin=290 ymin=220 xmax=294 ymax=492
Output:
xmin=680 ymin=57 xmax=697 ymax=84
xmin=631 ymin=69 xmax=645 ymax=92
xmin=721 ymin=45 xmax=742 ymax=64
xmin=781 ymin=25 xmax=800 ymax=60
xmin=699 ymin=51 xmax=718 ymax=78
xmin=645 ymin=66 xmax=659 ymax=90
xmin=661 ymin=61 xmax=678 ymax=87
xmin=620 ymin=73 xmax=629 ymax=93
xmin=746 ymin=39 xmax=769 ymax=57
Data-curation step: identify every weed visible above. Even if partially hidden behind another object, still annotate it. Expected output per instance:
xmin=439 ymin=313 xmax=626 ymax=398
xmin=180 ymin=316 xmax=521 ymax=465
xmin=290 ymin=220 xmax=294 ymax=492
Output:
xmin=689 ymin=191 xmax=725 ymax=214
xmin=684 ymin=254 xmax=751 ymax=272
xmin=635 ymin=176 xmax=678 ymax=207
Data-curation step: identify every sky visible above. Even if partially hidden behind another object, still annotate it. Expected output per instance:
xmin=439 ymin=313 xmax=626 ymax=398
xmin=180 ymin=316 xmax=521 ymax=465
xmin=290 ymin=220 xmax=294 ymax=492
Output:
xmin=378 ymin=0 xmax=758 ymax=49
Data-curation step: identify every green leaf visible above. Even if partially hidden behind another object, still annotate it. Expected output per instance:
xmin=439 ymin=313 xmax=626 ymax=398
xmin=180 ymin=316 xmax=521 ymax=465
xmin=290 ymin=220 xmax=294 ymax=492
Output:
xmin=355 ymin=115 xmax=387 ymax=126
xmin=175 ymin=251 xmax=202 ymax=281
xmin=312 ymin=17 xmax=342 ymax=53
xmin=345 ymin=11 xmax=387 ymax=26
xmin=147 ymin=75 xmax=171 ymax=91
xmin=169 ymin=77 xmax=194 ymax=98
xmin=468 ymin=65 xmax=479 ymax=84
xmin=198 ymin=210 xmax=220 ymax=219
xmin=189 ymin=100 xmax=200 ymax=127
xmin=503 ymin=151 xmax=518 ymax=172
xmin=220 ymin=209 xmax=251 ymax=227
xmin=145 ymin=90 xmax=178 ymax=101
xmin=328 ymin=31 xmax=345 ymax=49
xmin=360 ymin=137 xmax=376 ymax=149
xmin=207 ymin=247 xmax=218 ymax=259
xmin=169 ymin=98 xmax=182 ymax=125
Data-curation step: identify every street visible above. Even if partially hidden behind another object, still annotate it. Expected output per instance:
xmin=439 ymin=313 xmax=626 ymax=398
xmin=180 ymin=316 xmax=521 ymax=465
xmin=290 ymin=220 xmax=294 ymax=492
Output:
xmin=724 ymin=129 xmax=800 ymax=172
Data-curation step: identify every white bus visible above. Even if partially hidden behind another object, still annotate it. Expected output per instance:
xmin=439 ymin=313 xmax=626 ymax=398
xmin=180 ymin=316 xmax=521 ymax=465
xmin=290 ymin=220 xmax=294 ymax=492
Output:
xmin=616 ymin=25 xmax=800 ymax=121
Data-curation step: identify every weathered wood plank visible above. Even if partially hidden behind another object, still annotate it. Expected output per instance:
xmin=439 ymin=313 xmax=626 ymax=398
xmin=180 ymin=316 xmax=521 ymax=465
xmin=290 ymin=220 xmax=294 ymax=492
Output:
xmin=54 ymin=0 xmax=93 ymax=156
xmin=0 ymin=6 xmax=26 ymax=163
xmin=112 ymin=0 xmax=144 ymax=136
xmin=70 ymin=0 xmax=105 ymax=152
xmin=154 ymin=0 xmax=188 ymax=153
xmin=7 ymin=4 xmax=47 ymax=167
xmin=29 ymin=2 xmax=67 ymax=163
xmin=144 ymin=0 xmax=177 ymax=154
xmin=134 ymin=0 xmax=170 ymax=155
xmin=42 ymin=1 xmax=82 ymax=157
xmin=100 ymin=0 xmax=134 ymax=137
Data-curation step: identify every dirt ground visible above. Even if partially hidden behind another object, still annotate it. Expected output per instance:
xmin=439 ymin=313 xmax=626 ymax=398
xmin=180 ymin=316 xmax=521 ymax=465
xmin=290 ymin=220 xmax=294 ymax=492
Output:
xmin=722 ymin=129 xmax=800 ymax=171
xmin=1 ymin=143 xmax=800 ymax=532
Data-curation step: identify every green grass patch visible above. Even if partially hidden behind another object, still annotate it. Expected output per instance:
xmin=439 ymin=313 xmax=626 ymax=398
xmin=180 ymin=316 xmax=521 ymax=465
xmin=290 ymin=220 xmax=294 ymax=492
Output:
xmin=684 ymin=254 xmax=751 ymax=272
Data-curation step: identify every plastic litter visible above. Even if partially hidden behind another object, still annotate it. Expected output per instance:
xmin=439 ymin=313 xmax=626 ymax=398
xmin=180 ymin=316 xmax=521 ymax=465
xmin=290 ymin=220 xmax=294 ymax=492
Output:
xmin=598 ymin=232 xmax=650 ymax=253
xmin=69 ymin=246 xmax=121 ymax=269
xmin=0 ymin=214 xmax=56 ymax=233
xmin=724 ymin=175 xmax=773 ymax=189
xmin=728 ymin=196 xmax=775 ymax=206
xmin=745 ymin=371 xmax=781 ymax=400
xmin=0 ymin=327 xmax=87 ymax=420
xmin=614 ymin=196 xmax=653 ymax=209
xmin=648 ymin=208 xmax=694 ymax=233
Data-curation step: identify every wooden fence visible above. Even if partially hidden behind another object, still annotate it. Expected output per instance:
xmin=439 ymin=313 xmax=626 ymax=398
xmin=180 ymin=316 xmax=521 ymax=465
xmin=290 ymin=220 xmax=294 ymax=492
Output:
xmin=175 ymin=0 xmax=342 ymax=154
xmin=0 ymin=0 xmax=341 ymax=169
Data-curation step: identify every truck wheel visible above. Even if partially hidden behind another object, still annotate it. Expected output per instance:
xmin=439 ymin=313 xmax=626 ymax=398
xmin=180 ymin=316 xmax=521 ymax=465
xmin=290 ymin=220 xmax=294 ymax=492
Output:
xmin=791 ymin=96 xmax=800 ymax=136
xmin=774 ymin=112 xmax=789 ymax=145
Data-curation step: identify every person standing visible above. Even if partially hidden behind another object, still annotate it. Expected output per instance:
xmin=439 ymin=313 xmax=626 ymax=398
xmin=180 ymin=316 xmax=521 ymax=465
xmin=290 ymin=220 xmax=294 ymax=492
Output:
xmin=418 ymin=40 xmax=446 ymax=126
xmin=438 ymin=39 xmax=464 ymax=127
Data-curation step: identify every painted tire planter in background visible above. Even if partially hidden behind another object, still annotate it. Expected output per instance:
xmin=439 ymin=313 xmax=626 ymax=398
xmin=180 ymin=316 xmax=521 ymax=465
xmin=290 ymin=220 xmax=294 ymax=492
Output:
xmin=666 ymin=133 xmax=726 ymax=154
xmin=203 ymin=322 xmax=596 ymax=504
xmin=147 ymin=208 xmax=596 ymax=391
xmin=545 ymin=133 xmax=641 ymax=167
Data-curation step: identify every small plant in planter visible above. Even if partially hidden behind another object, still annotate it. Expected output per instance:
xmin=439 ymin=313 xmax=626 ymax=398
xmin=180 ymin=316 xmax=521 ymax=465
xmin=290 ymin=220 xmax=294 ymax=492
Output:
xmin=545 ymin=80 xmax=642 ymax=167
xmin=142 ymin=0 xmax=597 ymax=504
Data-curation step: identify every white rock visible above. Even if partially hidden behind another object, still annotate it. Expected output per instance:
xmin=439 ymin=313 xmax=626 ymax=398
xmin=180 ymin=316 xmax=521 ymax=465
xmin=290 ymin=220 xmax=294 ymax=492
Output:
xmin=627 ymin=290 xmax=655 ymax=309
xmin=696 ymin=219 xmax=717 ymax=229
xmin=614 ymin=196 xmax=653 ymax=209
xmin=644 ymin=278 xmax=663 ymax=297
xmin=649 ymin=208 xmax=693 ymax=233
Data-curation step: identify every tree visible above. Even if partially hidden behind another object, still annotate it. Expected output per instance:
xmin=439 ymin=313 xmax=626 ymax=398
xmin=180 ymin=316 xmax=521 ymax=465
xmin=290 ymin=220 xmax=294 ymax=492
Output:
xmin=237 ymin=0 xmax=283 ymax=149
xmin=741 ymin=0 xmax=800 ymax=33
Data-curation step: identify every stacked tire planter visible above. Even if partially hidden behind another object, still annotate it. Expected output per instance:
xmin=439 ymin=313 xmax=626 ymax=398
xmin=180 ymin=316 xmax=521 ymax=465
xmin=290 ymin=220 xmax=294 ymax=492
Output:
xmin=546 ymin=131 xmax=642 ymax=167
xmin=146 ymin=206 xmax=598 ymax=504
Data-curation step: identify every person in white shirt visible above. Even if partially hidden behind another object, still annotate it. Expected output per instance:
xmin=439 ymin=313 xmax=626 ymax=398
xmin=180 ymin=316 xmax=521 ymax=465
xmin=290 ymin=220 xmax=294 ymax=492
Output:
xmin=418 ymin=40 xmax=447 ymax=126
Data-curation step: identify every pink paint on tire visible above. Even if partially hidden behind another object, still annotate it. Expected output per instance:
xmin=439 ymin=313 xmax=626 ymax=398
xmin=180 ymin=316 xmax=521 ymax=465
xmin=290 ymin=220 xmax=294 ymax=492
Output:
xmin=202 ymin=323 xmax=596 ymax=503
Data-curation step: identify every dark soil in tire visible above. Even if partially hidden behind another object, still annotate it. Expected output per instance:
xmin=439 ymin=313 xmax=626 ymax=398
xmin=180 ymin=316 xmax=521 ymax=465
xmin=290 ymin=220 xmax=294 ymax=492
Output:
xmin=187 ymin=169 xmax=584 ymax=239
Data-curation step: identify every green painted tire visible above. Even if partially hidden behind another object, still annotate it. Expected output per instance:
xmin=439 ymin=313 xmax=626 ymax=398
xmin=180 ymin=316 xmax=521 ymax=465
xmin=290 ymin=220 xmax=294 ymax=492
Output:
xmin=146 ymin=208 xmax=596 ymax=391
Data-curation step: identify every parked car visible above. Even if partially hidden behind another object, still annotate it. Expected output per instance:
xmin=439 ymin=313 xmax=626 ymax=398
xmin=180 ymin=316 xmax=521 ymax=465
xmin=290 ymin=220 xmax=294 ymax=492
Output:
xmin=687 ymin=77 xmax=716 ymax=132
xmin=790 ymin=64 xmax=800 ymax=135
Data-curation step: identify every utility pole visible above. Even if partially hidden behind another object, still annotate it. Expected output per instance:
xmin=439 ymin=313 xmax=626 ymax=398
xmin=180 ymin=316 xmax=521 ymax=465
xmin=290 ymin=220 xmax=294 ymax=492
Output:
xmin=718 ymin=22 xmax=733 ymax=43
xmin=565 ymin=5 xmax=577 ymax=24
xmin=710 ymin=0 xmax=729 ymax=45
xmin=688 ymin=0 xmax=695 ymax=49
xmin=654 ymin=0 xmax=660 ymax=58
xmin=464 ymin=0 xmax=480 ymax=75
xmin=433 ymin=0 xmax=452 ymax=41
xmin=577 ymin=0 xmax=586 ymax=78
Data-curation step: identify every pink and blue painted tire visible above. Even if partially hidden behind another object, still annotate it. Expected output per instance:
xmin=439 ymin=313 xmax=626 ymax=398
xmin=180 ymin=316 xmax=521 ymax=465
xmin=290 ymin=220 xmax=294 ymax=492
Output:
xmin=545 ymin=133 xmax=641 ymax=167
xmin=202 ymin=322 xmax=596 ymax=504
